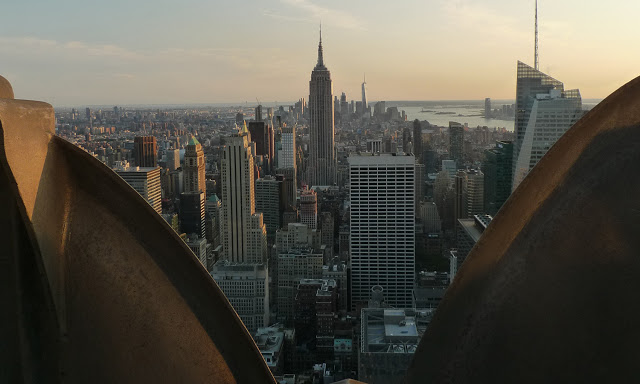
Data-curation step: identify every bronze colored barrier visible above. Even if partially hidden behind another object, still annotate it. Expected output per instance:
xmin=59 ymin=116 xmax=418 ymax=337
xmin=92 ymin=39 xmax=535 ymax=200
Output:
xmin=0 ymin=75 xmax=275 ymax=383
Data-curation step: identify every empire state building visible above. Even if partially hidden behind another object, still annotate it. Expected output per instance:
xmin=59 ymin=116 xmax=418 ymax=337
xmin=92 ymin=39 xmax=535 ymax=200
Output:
xmin=307 ymin=29 xmax=336 ymax=186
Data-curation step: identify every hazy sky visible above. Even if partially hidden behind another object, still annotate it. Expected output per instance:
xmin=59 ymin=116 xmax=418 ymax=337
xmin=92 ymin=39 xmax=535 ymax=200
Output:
xmin=2 ymin=0 xmax=639 ymax=106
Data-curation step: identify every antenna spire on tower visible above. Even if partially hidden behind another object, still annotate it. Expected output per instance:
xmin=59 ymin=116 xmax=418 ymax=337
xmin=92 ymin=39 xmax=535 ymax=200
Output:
xmin=316 ymin=22 xmax=324 ymax=67
xmin=535 ymin=0 xmax=539 ymax=70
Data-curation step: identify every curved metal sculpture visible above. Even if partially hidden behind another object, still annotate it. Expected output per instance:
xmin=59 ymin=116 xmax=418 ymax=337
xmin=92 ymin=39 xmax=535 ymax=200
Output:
xmin=405 ymin=76 xmax=640 ymax=383
xmin=0 ymin=76 xmax=275 ymax=383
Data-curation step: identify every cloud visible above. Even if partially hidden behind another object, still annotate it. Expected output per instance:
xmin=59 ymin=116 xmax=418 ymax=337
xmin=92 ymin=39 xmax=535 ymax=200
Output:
xmin=269 ymin=0 xmax=366 ymax=31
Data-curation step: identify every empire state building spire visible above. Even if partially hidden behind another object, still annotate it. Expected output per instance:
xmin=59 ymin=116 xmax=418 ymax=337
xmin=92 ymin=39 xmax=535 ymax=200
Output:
xmin=316 ymin=24 xmax=325 ymax=69
xmin=307 ymin=26 xmax=336 ymax=186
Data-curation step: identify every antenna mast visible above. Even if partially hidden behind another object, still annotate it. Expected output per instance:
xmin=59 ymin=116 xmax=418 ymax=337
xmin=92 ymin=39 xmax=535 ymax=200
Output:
xmin=535 ymin=0 xmax=539 ymax=70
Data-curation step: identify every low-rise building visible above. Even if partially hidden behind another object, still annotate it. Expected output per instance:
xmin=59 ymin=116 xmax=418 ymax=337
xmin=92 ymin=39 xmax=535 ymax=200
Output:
xmin=359 ymin=308 xmax=434 ymax=384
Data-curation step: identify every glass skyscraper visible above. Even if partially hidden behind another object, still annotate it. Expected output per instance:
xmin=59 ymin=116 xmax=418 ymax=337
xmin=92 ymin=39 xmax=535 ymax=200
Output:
xmin=512 ymin=61 xmax=583 ymax=190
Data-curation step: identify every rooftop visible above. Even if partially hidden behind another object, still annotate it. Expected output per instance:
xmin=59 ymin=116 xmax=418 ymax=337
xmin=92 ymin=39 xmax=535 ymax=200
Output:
xmin=187 ymin=136 xmax=200 ymax=146
xmin=361 ymin=308 xmax=434 ymax=354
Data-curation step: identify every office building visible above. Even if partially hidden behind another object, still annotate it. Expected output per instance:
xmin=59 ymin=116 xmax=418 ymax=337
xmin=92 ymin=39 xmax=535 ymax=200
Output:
xmin=114 ymin=160 xmax=162 ymax=214
xmin=319 ymin=212 xmax=334 ymax=258
xmin=484 ymin=98 xmax=491 ymax=118
xmin=512 ymin=61 xmax=582 ymax=190
xmin=277 ymin=124 xmax=296 ymax=169
xmin=349 ymin=154 xmax=416 ymax=309
xmin=205 ymin=194 xmax=222 ymax=248
xmin=255 ymin=176 xmax=283 ymax=243
xmin=166 ymin=148 xmax=180 ymax=171
xmin=275 ymin=222 xmax=322 ymax=256
xmin=359 ymin=308 xmax=433 ymax=384
xmin=184 ymin=136 xmax=206 ymax=194
xmin=210 ymin=262 xmax=269 ymax=333
xmin=253 ymin=325 xmax=286 ymax=375
xmin=361 ymin=76 xmax=368 ymax=117
xmin=307 ymin=29 xmax=337 ymax=186
xmin=220 ymin=128 xmax=268 ymax=263
xmin=185 ymin=233 xmax=207 ymax=268
xmin=294 ymin=279 xmax=337 ymax=351
xmin=483 ymin=141 xmax=513 ymax=215
xmin=249 ymin=121 xmax=275 ymax=173
xmin=456 ymin=214 xmax=492 ymax=270
xmin=300 ymin=187 xmax=318 ymax=230
xmin=415 ymin=162 xmax=425 ymax=206
xmin=134 ymin=136 xmax=158 ymax=168
xmin=180 ymin=191 xmax=206 ymax=239
xmin=255 ymin=104 xmax=263 ymax=122
xmin=449 ymin=122 xmax=464 ymax=166
xmin=412 ymin=120 xmax=422 ymax=163
xmin=276 ymin=168 xmax=297 ymax=210
xmin=277 ymin=247 xmax=324 ymax=322
xmin=453 ymin=169 xmax=484 ymax=221
xmin=418 ymin=201 xmax=441 ymax=233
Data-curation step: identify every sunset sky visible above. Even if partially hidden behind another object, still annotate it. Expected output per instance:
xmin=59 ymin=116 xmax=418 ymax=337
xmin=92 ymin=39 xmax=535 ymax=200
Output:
xmin=2 ymin=0 xmax=638 ymax=106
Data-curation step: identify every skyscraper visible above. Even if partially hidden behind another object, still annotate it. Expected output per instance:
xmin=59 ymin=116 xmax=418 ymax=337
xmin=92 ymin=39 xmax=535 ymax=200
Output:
xmin=512 ymin=61 xmax=582 ymax=190
xmin=114 ymin=160 xmax=162 ymax=214
xmin=134 ymin=136 xmax=158 ymax=168
xmin=300 ymin=187 xmax=318 ymax=230
xmin=401 ymin=127 xmax=411 ymax=155
xmin=483 ymin=141 xmax=513 ymax=215
xmin=412 ymin=119 xmax=422 ymax=163
xmin=349 ymin=153 xmax=415 ymax=309
xmin=166 ymin=148 xmax=180 ymax=172
xmin=255 ymin=175 xmax=283 ymax=243
xmin=184 ymin=136 xmax=206 ymax=194
xmin=449 ymin=121 xmax=464 ymax=167
xmin=278 ymin=124 xmax=296 ymax=169
xmin=361 ymin=75 xmax=368 ymax=117
xmin=249 ymin=121 xmax=275 ymax=173
xmin=340 ymin=92 xmax=348 ymax=120
xmin=484 ymin=98 xmax=492 ymax=119
xmin=220 ymin=128 xmax=268 ymax=263
xmin=255 ymin=104 xmax=263 ymax=122
xmin=180 ymin=191 xmax=206 ymax=239
xmin=307 ymin=28 xmax=336 ymax=186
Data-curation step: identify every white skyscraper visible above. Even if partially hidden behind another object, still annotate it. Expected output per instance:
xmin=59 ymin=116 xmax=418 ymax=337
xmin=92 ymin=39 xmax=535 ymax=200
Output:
xmin=361 ymin=75 xmax=368 ymax=118
xmin=348 ymin=153 xmax=416 ymax=308
xmin=307 ymin=28 xmax=336 ymax=186
xmin=219 ymin=126 xmax=268 ymax=263
xmin=277 ymin=124 xmax=296 ymax=169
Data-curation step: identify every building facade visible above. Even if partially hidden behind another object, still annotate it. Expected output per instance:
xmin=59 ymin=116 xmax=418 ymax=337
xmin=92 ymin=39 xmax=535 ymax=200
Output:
xmin=483 ymin=140 xmax=513 ymax=215
xmin=349 ymin=154 xmax=416 ymax=309
xmin=300 ymin=187 xmax=318 ymax=230
xmin=184 ymin=136 xmax=206 ymax=194
xmin=512 ymin=61 xmax=582 ymax=190
xmin=449 ymin=121 xmax=464 ymax=167
xmin=255 ymin=176 xmax=283 ymax=243
xmin=307 ymin=30 xmax=336 ymax=186
xmin=210 ymin=262 xmax=269 ymax=333
xmin=134 ymin=136 xmax=158 ymax=168
xmin=220 ymin=130 xmax=268 ymax=263
xmin=114 ymin=160 xmax=162 ymax=214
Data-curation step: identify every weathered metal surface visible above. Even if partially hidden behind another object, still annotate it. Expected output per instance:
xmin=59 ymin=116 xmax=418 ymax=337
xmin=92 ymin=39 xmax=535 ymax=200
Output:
xmin=0 ymin=75 xmax=275 ymax=383
xmin=0 ymin=75 xmax=14 ymax=99
xmin=405 ymin=76 xmax=640 ymax=383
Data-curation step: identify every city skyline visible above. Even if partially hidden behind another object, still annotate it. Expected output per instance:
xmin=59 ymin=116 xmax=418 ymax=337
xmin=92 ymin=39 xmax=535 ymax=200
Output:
xmin=3 ymin=0 xmax=639 ymax=106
